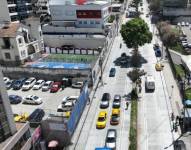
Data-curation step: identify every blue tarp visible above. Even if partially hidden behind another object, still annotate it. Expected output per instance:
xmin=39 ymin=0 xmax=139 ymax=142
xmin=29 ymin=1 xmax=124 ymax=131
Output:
xmin=184 ymin=99 xmax=191 ymax=106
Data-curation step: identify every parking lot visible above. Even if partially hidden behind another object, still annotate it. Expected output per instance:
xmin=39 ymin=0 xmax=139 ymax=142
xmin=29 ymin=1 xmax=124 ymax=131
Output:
xmin=182 ymin=26 xmax=191 ymax=44
xmin=8 ymin=87 xmax=80 ymax=116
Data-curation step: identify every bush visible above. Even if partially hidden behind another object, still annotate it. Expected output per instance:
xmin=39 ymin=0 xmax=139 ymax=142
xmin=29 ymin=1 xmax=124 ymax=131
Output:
xmin=108 ymin=15 xmax=115 ymax=23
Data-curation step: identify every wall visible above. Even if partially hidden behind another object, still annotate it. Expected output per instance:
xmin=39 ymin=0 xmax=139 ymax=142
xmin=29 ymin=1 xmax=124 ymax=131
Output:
xmin=43 ymin=34 xmax=106 ymax=48
xmin=1 ymin=66 xmax=90 ymax=81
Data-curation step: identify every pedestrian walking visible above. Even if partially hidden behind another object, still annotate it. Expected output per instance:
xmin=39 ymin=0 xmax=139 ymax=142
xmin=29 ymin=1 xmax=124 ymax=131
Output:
xmin=139 ymin=84 xmax=142 ymax=93
xmin=87 ymin=96 xmax=90 ymax=105
xmin=171 ymin=112 xmax=174 ymax=121
xmin=125 ymin=101 xmax=129 ymax=110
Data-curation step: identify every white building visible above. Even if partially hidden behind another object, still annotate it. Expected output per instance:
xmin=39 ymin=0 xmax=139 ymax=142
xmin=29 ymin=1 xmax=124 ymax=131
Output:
xmin=0 ymin=18 xmax=44 ymax=66
xmin=42 ymin=0 xmax=113 ymax=48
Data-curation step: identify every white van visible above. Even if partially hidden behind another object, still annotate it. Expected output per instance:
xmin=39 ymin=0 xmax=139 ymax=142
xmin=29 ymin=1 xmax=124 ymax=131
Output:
xmin=145 ymin=75 xmax=155 ymax=92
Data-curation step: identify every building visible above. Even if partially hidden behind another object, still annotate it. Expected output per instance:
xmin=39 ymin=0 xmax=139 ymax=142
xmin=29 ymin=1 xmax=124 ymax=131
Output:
xmin=32 ymin=0 xmax=50 ymax=16
xmin=0 ymin=18 xmax=44 ymax=66
xmin=161 ymin=0 xmax=191 ymax=22
xmin=42 ymin=0 xmax=114 ymax=48
xmin=0 ymin=71 xmax=16 ymax=143
xmin=0 ymin=0 xmax=33 ymax=23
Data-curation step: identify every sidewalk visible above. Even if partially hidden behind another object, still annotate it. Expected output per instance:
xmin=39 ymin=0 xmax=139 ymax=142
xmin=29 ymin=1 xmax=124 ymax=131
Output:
xmin=162 ymin=60 xmax=191 ymax=149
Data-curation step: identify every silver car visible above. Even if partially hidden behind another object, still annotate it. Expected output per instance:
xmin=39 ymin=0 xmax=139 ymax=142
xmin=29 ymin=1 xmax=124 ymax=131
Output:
xmin=105 ymin=129 xmax=117 ymax=150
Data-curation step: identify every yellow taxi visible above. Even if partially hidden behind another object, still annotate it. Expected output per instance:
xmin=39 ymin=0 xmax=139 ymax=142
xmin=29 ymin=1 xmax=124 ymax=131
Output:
xmin=96 ymin=111 xmax=107 ymax=129
xmin=14 ymin=113 xmax=29 ymax=122
xmin=65 ymin=111 xmax=71 ymax=118
xmin=155 ymin=62 xmax=164 ymax=71
xmin=112 ymin=108 xmax=120 ymax=116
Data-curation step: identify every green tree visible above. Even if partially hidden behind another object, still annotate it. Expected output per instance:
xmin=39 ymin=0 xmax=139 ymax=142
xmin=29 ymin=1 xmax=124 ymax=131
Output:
xmin=149 ymin=0 xmax=160 ymax=13
xmin=120 ymin=18 xmax=152 ymax=67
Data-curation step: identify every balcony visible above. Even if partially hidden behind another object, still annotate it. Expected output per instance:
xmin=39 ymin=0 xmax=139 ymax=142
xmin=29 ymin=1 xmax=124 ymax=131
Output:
xmin=7 ymin=0 xmax=16 ymax=5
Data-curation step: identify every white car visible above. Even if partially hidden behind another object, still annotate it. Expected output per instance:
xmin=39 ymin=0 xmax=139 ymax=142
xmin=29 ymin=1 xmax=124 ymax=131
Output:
xmin=185 ymin=22 xmax=189 ymax=26
xmin=22 ymin=95 xmax=42 ymax=105
xmin=22 ymin=77 xmax=36 ymax=91
xmin=61 ymin=96 xmax=79 ymax=105
xmin=3 ymin=77 xmax=10 ymax=84
xmin=71 ymin=82 xmax=83 ymax=88
xmin=33 ymin=79 xmax=45 ymax=90
xmin=42 ymin=81 xmax=53 ymax=91
xmin=57 ymin=101 xmax=74 ymax=112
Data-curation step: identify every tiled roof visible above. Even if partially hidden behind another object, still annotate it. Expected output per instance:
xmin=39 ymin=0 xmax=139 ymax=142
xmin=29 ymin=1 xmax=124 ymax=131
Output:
xmin=0 ymin=23 xmax=20 ymax=38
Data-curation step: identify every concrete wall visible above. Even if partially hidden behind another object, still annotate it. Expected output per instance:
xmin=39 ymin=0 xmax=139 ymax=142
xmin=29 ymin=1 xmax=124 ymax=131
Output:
xmin=1 ymin=66 xmax=90 ymax=81
xmin=169 ymin=49 xmax=182 ymax=65
xmin=43 ymin=34 xmax=106 ymax=48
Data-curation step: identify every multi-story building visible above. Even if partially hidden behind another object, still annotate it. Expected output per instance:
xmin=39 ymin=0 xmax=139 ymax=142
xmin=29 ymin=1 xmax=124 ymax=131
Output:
xmin=0 ymin=17 xmax=44 ymax=66
xmin=0 ymin=0 xmax=33 ymax=23
xmin=32 ymin=0 xmax=50 ymax=16
xmin=0 ymin=71 xmax=32 ymax=150
xmin=0 ymin=72 xmax=16 ymax=143
xmin=42 ymin=0 xmax=114 ymax=48
xmin=161 ymin=0 xmax=191 ymax=22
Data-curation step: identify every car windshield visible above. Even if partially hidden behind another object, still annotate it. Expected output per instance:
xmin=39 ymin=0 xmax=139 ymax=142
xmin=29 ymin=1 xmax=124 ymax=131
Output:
xmin=107 ymin=137 xmax=115 ymax=143
xmin=98 ymin=117 xmax=105 ymax=121
xmin=112 ymin=114 xmax=119 ymax=117
xmin=33 ymin=96 xmax=39 ymax=100
xmin=35 ymin=82 xmax=41 ymax=85
xmin=24 ymin=81 xmax=30 ymax=85
xmin=44 ymin=83 xmax=49 ymax=86
xmin=15 ymin=81 xmax=21 ymax=84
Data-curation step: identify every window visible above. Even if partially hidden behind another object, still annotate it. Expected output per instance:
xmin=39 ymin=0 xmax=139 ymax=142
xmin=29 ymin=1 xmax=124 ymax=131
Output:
xmin=4 ymin=53 xmax=11 ymax=59
xmin=18 ymin=38 xmax=22 ymax=44
xmin=3 ymin=38 xmax=10 ymax=49
xmin=95 ymin=21 xmax=100 ymax=24
xmin=83 ymin=21 xmax=87 ymax=24
xmin=79 ymin=21 xmax=82 ymax=24
xmin=90 ymin=21 xmax=94 ymax=24
xmin=39 ymin=31 xmax=42 ymax=37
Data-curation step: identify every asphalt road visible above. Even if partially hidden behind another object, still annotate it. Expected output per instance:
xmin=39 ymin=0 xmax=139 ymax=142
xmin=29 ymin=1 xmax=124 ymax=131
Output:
xmin=137 ymin=0 xmax=174 ymax=150
xmin=72 ymin=19 xmax=133 ymax=150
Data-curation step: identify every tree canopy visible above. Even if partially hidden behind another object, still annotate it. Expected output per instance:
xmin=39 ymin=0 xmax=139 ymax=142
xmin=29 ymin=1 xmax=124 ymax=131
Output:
xmin=120 ymin=18 xmax=152 ymax=49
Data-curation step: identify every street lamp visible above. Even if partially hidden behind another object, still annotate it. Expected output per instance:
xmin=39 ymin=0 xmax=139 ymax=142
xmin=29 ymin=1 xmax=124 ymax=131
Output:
xmin=99 ymin=55 xmax=104 ymax=86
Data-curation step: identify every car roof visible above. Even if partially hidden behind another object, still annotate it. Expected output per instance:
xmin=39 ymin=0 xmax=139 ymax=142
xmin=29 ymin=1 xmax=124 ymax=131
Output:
xmin=37 ymin=79 xmax=44 ymax=82
xmin=45 ymin=81 xmax=52 ymax=83
xmin=27 ymin=77 xmax=35 ymax=81
xmin=107 ymin=129 xmax=116 ymax=138
xmin=99 ymin=111 xmax=106 ymax=116
xmin=114 ymin=94 xmax=121 ymax=99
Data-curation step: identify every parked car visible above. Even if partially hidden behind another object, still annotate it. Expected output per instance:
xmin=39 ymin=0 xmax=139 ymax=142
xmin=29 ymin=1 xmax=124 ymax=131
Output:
xmin=155 ymin=63 xmax=164 ymax=71
xmin=173 ymin=140 xmax=186 ymax=150
xmin=112 ymin=99 xmax=121 ymax=109
xmin=145 ymin=75 xmax=155 ymax=92
xmin=109 ymin=68 xmax=116 ymax=77
xmin=146 ymin=14 xmax=149 ymax=17
xmin=33 ymin=79 xmax=45 ymax=90
xmin=29 ymin=108 xmax=45 ymax=127
xmin=71 ymin=81 xmax=83 ymax=88
xmin=57 ymin=101 xmax=75 ymax=112
xmin=181 ymin=22 xmax=185 ymax=26
xmin=9 ymin=95 xmax=22 ymax=104
xmin=3 ymin=77 xmax=10 ymax=84
xmin=22 ymin=95 xmax=42 ymax=105
xmin=42 ymin=81 xmax=53 ymax=91
xmin=22 ymin=77 xmax=36 ymax=91
xmin=105 ymin=129 xmax=117 ymax=150
xmin=96 ymin=111 xmax=107 ymax=129
xmin=100 ymin=93 xmax=111 ymax=109
xmin=61 ymin=96 xmax=79 ymax=105
xmin=12 ymin=78 xmax=27 ymax=90
xmin=14 ymin=113 xmax=29 ymax=122
xmin=6 ymin=80 xmax=14 ymax=90
xmin=185 ymin=22 xmax=189 ymax=26
xmin=155 ymin=49 xmax=161 ymax=57
xmin=50 ymin=82 xmax=61 ymax=92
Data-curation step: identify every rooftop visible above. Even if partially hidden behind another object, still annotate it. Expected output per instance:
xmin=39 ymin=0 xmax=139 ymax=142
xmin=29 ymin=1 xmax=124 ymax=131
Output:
xmin=0 ymin=23 xmax=20 ymax=37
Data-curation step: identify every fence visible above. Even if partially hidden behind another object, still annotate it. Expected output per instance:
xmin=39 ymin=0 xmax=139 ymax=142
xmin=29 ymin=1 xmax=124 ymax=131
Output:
xmin=67 ymin=82 xmax=89 ymax=135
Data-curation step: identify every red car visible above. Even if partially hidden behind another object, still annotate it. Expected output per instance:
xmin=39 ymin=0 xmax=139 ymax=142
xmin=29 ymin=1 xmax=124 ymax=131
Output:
xmin=50 ymin=82 xmax=61 ymax=93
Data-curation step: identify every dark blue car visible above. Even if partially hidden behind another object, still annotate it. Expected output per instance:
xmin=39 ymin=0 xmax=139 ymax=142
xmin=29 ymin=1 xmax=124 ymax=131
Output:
xmin=29 ymin=108 xmax=45 ymax=127
xmin=109 ymin=68 xmax=116 ymax=77
xmin=9 ymin=95 xmax=22 ymax=104
xmin=12 ymin=78 xmax=27 ymax=90
xmin=155 ymin=49 xmax=161 ymax=57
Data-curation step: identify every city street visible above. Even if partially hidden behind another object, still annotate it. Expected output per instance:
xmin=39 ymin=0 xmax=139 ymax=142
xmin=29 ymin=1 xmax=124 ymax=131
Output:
xmin=137 ymin=0 xmax=176 ymax=150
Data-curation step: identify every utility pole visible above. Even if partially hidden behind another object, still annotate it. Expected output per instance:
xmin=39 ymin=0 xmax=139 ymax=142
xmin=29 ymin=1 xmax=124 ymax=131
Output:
xmin=99 ymin=55 xmax=103 ymax=86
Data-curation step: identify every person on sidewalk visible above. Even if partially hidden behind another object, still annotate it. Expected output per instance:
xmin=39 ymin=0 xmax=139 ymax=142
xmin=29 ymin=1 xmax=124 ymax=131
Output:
xmin=125 ymin=101 xmax=129 ymax=110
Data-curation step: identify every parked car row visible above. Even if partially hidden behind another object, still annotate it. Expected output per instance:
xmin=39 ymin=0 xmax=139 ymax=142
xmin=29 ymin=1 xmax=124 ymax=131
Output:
xmin=3 ymin=77 xmax=83 ymax=92
xmin=9 ymin=94 xmax=42 ymax=105
xmin=14 ymin=108 xmax=45 ymax=127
